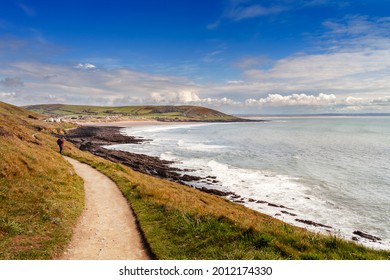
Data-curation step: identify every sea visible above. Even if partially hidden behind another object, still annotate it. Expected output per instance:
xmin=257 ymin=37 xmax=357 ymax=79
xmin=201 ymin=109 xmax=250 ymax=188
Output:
xmin=106 ymin=117 xmax=390 ymax=250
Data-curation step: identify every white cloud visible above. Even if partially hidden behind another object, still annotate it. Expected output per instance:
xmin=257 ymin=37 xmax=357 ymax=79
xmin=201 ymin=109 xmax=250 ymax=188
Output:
xmin=0 ymin=61 xmax=204 ymax=106
xmin=203 ymin=50 xmax=224 ymax=63
xmin=246 ymin=49 xmax=390 ymax=83
xmin=245 ymin=93 xmax=337 ymax=107
xmin=370 ymin=96 xmax=390 ymax=105
xmin=75 ymin=63 xmax=97 ymax=70
xmin=200 ymin=97 xmax=241 ymax=106
xmin=323 ymin=15 xmax=390 ymax=38
xmin=227 ymin=4 xmax=286 ymax=21
xmin=237 ymin=16 xmax=390 ymax=105
xmin=344 ymin=96 xmax=364 ymax=105
xmin=0 ymin=91 xmax=16 ymax=102
xmin=150 ymin=91 xmax=201 ymax=104
xmin=227 ymin=80 xmax=244 ymax=85
xmin=207 ymin=1 xmax=288 ymax=29
xmin=0 ymin=91 xmax=16 ymax=97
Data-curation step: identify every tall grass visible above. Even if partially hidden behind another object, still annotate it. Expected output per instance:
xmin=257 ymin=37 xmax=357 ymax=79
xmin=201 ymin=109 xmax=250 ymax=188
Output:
xmin=0 ymin=102 xmax=84 ymax=259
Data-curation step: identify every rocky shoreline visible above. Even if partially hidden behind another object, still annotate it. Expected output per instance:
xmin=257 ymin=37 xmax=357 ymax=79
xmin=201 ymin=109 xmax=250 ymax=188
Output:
xmin=63 ymin=125 xmax=385 ymax=247
xmin=64 ymin=126 xmax=203 ymax=183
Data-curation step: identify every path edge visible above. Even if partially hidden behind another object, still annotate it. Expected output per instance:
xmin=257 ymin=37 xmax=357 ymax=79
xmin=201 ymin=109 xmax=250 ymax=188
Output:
xmin=63 ymin=155 xmax=157 ymax=260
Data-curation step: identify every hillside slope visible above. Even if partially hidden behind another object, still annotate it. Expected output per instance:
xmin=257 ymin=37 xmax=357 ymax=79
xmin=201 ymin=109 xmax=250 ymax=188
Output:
xmin=0 ymin=101 xmax=84 ymax=259
xmin=24 ymin=104 xmax=244 ymax=122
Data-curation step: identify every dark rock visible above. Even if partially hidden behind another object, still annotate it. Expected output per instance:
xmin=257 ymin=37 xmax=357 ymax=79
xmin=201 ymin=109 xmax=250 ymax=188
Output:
xmin=64 ymin=126 xmax=196 ymax=183
xmin=198 ymin=187 xmax=235 ymax=197
xmin=180 ymin=174 xmax=202 ymax=182
xmin=295 ymin=219 xmax=332 ymax=229
xmin=234 ymin=200 xmax=245 ymax=204
xmin=281 ymin=210 xmax=297 ymax=216
xmin=65 ymin=126 xmax=146 ymax=145
xmin=279 ymin=205 xmax=294 ymax=210
xmin=256 ymin=200 xmax=268 ymax=204
xmin=268 ymin=203 xmax=280 ymax=208
xmin=353 ymin=231 xmax=381 ymax=242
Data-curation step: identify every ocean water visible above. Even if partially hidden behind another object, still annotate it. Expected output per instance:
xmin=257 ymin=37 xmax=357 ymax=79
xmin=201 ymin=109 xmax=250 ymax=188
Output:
xmin=107 ymin=117 xmax=390 ymax=250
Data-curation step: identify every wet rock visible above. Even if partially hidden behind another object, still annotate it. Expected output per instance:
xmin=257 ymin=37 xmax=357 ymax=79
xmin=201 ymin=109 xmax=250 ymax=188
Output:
xmin=295 ymin=219 xmax=332 ymax=229
xmin=279 ymin=205 xmax=294 ymax=210
xmin=281 ymin=211 xmax=297 ymax=217
xmin=234 ymin=200 xmax=245 ymax=204
xmin=353 ymin=231 xmax=381 ymax=242
xmin=198 ymin=187 xmax=235 ymax=197
xmin=180 ymin=174 xmax=203 ymax=182
xmin=256 ymin=200 xmax=268 ymax=204
xmin=268 ymin=203 xmax=280 ymax=208
xmin=65 ymin=126 xmax=145 ymax=145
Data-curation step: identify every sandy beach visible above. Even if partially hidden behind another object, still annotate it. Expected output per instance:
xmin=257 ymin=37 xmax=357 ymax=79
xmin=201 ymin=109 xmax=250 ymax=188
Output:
xmin=74 ymin=119 xmax=195 ymax=127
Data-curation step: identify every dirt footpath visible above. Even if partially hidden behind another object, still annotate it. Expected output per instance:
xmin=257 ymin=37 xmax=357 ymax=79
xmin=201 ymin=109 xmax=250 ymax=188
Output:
xmin=59 ymin=156 xmax=150 ymax=260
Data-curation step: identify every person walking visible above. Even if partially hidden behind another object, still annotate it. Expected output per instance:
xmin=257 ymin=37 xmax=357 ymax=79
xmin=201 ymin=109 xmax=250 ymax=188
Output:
xmin=57 ymin=137 xmax=65 ymax=154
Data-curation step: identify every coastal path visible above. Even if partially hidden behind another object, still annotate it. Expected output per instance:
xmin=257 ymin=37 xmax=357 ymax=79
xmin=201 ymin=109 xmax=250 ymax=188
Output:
xmin=59 ymin=156 xmax=150 ymax=260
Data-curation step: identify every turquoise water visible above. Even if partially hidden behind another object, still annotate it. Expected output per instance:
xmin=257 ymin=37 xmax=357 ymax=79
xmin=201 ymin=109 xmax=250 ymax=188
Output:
xmin=108 ymin=117 xmax=390 ymax=250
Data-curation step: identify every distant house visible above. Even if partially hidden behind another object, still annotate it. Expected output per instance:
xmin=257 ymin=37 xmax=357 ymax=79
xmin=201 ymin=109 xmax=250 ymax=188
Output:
xmin=44 ymin=117 xmax=62 ymax=123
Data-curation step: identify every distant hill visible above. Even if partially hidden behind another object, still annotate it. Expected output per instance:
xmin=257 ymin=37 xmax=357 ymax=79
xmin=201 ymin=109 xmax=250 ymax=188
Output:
xmin=24 ymin=104 xmax=246 ymax=122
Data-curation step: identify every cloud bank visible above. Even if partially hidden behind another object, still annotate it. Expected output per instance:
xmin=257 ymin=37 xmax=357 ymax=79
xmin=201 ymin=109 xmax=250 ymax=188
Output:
xmin=1 ymin=13 xmax=390 ymax=114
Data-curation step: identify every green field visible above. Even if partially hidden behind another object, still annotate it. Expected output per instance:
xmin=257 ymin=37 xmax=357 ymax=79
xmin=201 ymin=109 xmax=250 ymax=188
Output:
xmin=24 ymin=104 xmax=243 ymax=122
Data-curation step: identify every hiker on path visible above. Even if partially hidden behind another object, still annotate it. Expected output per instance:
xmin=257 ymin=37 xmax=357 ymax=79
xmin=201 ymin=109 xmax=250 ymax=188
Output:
xmin=57 ymin=137 xmax=65 ymax=154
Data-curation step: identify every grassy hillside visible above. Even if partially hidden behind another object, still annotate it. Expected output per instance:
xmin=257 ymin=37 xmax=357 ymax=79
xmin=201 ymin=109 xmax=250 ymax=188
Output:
xmin=1 ymin=101 xmax=389 ymax=259
xmin=0 ymin=102 xmax=84 ymax=259
xmin=24 ymin=104 xmax=243 ymax=122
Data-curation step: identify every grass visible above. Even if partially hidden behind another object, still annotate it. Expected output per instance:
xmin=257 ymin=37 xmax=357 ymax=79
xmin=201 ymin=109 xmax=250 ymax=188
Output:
xmin=1 ymin=101 xmax=389 ymax=260
xmin=24 ymin=104 xmax=242 ymax=122
xmin=0 ymin=102 xmax=84 ymax=259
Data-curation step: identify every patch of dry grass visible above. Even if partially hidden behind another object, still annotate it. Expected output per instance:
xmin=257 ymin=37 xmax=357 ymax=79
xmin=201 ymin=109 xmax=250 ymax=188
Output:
xmin=0 ymin=102 xmax=84 ymax=259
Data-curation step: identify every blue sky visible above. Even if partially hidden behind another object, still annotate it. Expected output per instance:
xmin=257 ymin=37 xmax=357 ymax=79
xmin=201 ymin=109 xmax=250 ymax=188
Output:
xmin=1 ymin=0 xmax=390 ymax=114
